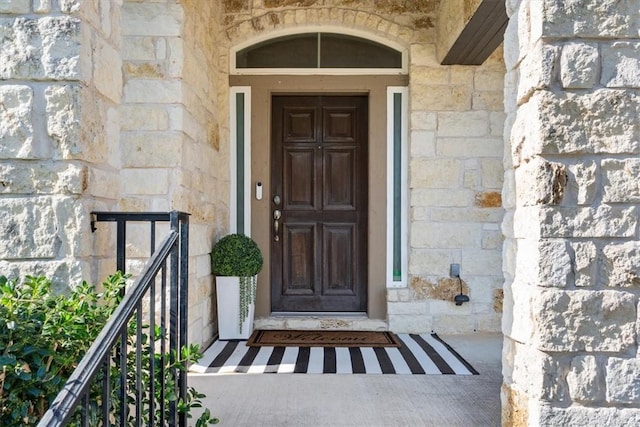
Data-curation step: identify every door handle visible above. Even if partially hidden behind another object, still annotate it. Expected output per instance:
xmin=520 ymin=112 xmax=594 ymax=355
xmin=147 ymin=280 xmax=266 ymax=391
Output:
xmin=273 ymin=209 xmax=281 ymax=241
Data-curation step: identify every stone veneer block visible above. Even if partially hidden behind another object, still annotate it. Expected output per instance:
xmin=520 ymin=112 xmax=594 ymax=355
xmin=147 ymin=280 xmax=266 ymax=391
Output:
xmin=602 ymin=42 xmax=640 ymax=88
xmin=541 ymin=0 xmax=639 ymax=37
xmin=534 ymin=89 xmax=640 ymax=154
xmin=461 ymin=250 xmax=502 ymax=276
xmin=93 ymin=36 xmax=123 ymax=104
xmin=537 ymin=406 xmax=640 ymax=426
xmin=0 ymin=163 xmax=85 ymax=195
xmin=410 ymin=111 xmax=437 ymax=130
xmin=0 ymin=85 xmax=35 ymax=159
xmin=540 ymin=206 xmax=637 ymax=238
xmin=121 ymin=132 xmax=183 ymax=168
xmin=120 ymin=169 xmax=170 ymax=195
xmin=567 ymin=161 xmax=598 ymax=206
xmin=602 ymin=159 xmax=640 ymax=203
xmin=560 ymin=42 xmax=599 ymax=89
xmin=571 ymin=241 xmax=597 ymax=288
xmin=408 ymin=249 xmax=455 ymax=276
xmin=387 ymin=301 xmax=429 ymax=316
xmin=437 ymin=111 xmax=489 ymax=137
xmin=0 ymin=17 xmax=80 ymax=80
xmin=436 ymin=137 xmax=503 ymax=157
xmin=410 ymin=130 xmax=436 ymax=157
xmin=411 ymin=189 xmax=470 ymax=207
xmin=120 ymin=105 xmax=170 ymax=131
xmin=53 ymin=196 xmax=92 ymax=258
xmin=34 ymin=0 xmax=52 ymax=14
xmin=516 ymin=42 xmax=557 ymax=103
xmin=124 ymin=80 xmax=183 ymax=104
xmin=566 ymin=355 xmax=604 ymax=402
xmin=524 ymin=91 xmax=640 ymax=156
xmin=39 ymin=17 xmax=81 ymax=79
xmin=602 ymin=242 xmax=640 ymax=288
xmin=537 ymin=240 xmax=572 ymax=288
xmin=411 ymin=222 xmax=480 ymax=249
xmin=606 ymin=358 xmax=640 ymax=404
xmin=515 ymin=158 xmax=567 ymax=206
xmin=430 ymin=207 xmax=503 ymax=223
xmin=0 ymin=0 xmax=30 ymax=13
xmin=60 ymin=0 xmax=80 ymax=14
xmin=122 ymin=37 xmax=156 ymax=61
xmin=533 ymin=290 xmax=636 ymax=352
xmin=89 ymin=168 xmax=119 ymax=199
xmin=410 ymin=158 xmax=461 ymax=189
xmin=411 ymin=84 xmax=472 ymax=111
xmin=0 ymin=198 xmax=58 ymax=259
xmin=121 ymin=3 xmax=184 ymax=36
xmin=45 ymin=84 xmax=81 ymax=159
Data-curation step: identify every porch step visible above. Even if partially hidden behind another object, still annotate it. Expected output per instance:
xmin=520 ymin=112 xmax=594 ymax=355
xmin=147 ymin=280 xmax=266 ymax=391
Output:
xmin=254 ymin=315 xmax=388 ymax=332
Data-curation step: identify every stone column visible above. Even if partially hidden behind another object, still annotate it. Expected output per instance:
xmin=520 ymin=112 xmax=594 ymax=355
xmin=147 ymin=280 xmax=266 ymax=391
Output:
xmin=503 ymin=0 xmax=640 ymax=425
xmin=120 ymin=0 xmax=225 ymax=346
xmin=0 ymin=1 xmax=121 ymax=288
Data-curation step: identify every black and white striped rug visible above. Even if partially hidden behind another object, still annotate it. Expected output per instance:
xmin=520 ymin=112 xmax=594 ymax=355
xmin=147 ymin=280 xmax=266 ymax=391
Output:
xmin=190 ymin=333 xmax=478 ymax=375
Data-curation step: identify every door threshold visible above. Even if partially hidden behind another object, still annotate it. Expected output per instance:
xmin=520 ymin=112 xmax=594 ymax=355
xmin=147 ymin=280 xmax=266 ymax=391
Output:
xmin=270 ymin=312 xmax=368 ymax=318
xmin=255 ymin=314 xmax=388 ymax=331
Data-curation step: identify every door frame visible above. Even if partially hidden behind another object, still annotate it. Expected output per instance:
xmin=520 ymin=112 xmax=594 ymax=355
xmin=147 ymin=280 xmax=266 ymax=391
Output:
xmin=229 ymin=74 xmax=408 ymax=320
xmin=270 ymin=95 xmax=369 ymax=313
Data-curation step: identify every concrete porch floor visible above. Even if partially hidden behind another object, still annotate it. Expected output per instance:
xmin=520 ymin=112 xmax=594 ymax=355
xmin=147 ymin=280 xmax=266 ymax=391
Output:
xmin=189 ymin=333 xmax=503 ymax=427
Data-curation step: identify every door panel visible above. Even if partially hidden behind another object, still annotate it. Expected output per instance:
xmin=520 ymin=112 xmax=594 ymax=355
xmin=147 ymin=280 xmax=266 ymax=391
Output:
xmin=283 ymin=223 xmax=316 ymax=295
xmin=284 ymin=148 xmax=316 ymax=210
xmin=323 ymin=108 xmax=357 ymax=142
xmin=271 ymin=95 xmax=368 ymax=312
xmin=322 ymin=223 xmax=356 ymax=295
xmin=324 ymin=147 xmax=357 ymax=210
xmin=285 ymin=109 xmax=316 ymax=142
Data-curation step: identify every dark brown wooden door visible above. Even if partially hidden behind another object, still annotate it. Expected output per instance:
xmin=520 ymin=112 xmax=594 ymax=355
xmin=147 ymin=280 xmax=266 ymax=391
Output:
xmin=271 ymin=95 xmax=368 ymax=312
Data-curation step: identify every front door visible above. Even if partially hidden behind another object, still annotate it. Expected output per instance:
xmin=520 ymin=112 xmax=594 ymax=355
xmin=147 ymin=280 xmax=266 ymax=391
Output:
xmin=271 ymin=95 xmax=368 ymax=312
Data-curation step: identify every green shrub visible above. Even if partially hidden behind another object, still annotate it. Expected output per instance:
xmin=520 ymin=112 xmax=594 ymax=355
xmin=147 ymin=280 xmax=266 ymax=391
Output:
xmin=0 ymin=273 xmax=218 ymax=426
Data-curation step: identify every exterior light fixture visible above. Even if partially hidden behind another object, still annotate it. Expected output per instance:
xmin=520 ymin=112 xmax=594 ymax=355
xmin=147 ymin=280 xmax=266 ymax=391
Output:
xmin=450 ymin=263 xmax=469 ymax=306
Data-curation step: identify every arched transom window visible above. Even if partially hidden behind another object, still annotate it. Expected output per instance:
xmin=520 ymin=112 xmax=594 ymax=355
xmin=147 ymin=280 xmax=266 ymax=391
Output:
xmin=232 ymin=32 xmax=407 ymax=74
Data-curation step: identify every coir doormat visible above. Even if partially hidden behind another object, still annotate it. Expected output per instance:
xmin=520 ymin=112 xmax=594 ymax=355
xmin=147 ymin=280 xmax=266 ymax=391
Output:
xmin=247 ymin=329 xmax=402 ymax=348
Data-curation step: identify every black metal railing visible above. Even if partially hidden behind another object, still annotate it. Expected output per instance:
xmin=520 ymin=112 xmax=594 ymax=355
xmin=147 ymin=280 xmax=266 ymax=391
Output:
xmin=38 ymin=211 xmax=190 ymax=427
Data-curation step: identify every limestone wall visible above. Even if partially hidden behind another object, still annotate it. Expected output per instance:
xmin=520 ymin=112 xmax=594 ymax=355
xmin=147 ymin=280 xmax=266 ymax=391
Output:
xmin=181 ymin=0 xmax=226 ymax=346
xmin=222 ymin=0 xmax=506 ymax=334
xmin=0 ymin=0 xmax=121 ymax=290
xmin=0 ymin=0 xmax=225 ymax=346
xmin=502 ymin=0 xmax=640 ymax=424
xmin=397 ymin=44 xmax=504 ymax=334
xmin=119 ymin=0 xmax=224 ymax=346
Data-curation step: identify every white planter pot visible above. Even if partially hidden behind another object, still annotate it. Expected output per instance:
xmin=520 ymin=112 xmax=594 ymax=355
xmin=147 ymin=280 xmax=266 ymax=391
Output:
xmin=215 ymin=276 xmax=255 ymax=340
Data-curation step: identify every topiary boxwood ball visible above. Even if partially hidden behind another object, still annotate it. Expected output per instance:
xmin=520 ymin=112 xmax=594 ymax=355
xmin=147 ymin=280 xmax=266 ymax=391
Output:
xmin=211 ymin=233 xmax=263 ymax=277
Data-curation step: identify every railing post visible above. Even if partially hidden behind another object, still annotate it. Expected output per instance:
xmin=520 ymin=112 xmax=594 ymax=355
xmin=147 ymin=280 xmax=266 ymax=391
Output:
xmin=178 ymin=212 xmax=189 ymax=427
xmin=169 ymin=211 xmax=179 ymax=426
xmin=116 ymin=218 xmax=126 ymax=274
